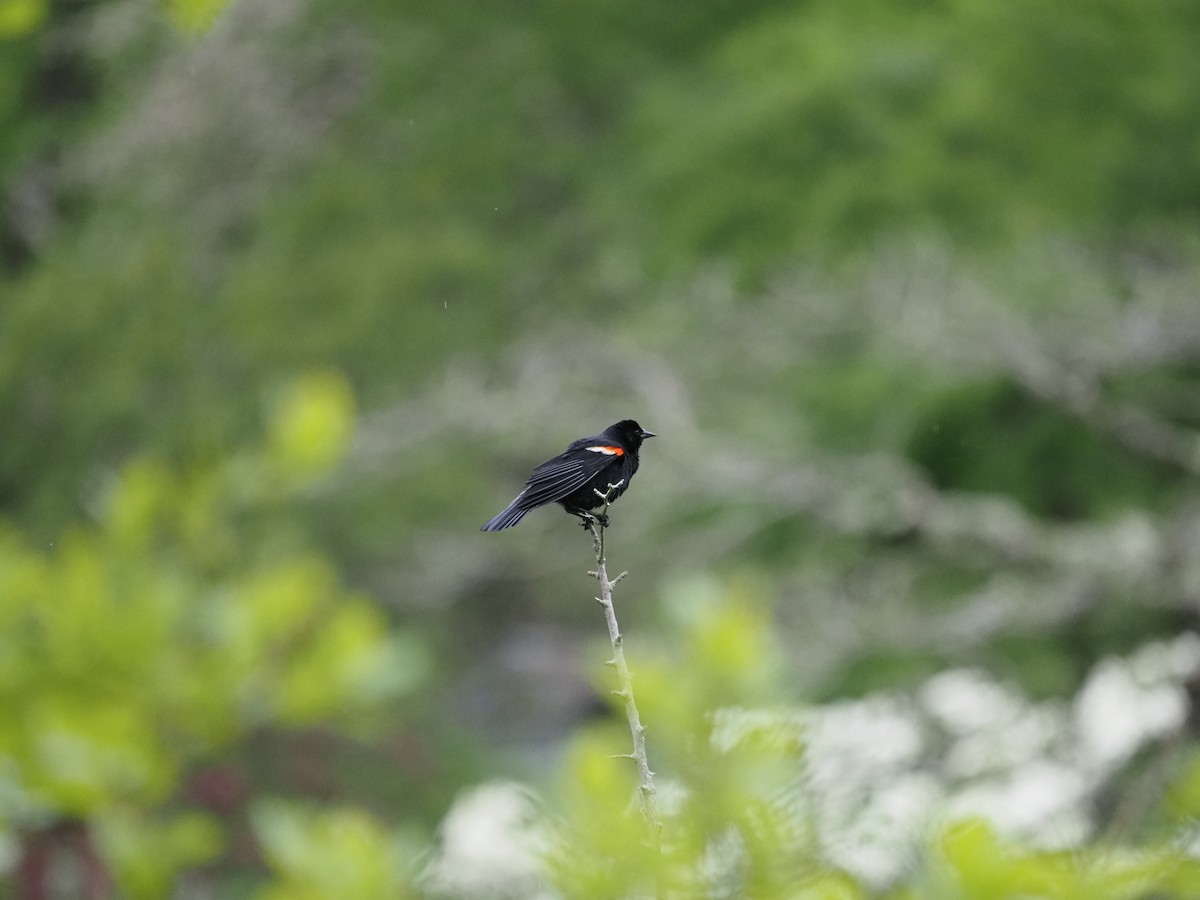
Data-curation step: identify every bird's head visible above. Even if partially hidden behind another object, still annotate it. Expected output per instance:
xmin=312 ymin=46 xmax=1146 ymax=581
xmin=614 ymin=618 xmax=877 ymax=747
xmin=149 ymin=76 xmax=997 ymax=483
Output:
xmin=608 ymin=419 xmax=656 ymax=450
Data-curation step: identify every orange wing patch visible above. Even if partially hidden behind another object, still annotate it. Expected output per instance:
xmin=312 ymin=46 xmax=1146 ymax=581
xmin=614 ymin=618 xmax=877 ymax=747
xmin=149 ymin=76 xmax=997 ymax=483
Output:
xmin=586 ymin=445 xmax=625 ymax=456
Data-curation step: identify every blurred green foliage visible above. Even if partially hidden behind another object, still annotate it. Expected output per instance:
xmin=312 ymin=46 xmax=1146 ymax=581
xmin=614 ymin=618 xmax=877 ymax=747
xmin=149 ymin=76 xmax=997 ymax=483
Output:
xmin=619 ymin=0 xmax=1200 ymax=267
xmin=0 ymin=0 xmax=44 ymax=38
xmin=548 ymin=587 xmax=1200 ymax=898
xmin=907 ymin=379 xmax=1178 ymax=519
xmin=99 ymin=809 xmax=224 ymax=899
xmin=0 ymin=371 xmax=424 ymax=894
xmin=252 ymin=801 xmax=415 ymax=900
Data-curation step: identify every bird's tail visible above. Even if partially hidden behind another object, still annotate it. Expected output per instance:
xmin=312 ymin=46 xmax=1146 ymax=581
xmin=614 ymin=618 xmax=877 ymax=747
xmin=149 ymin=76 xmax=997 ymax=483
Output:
xmin=480 ymin=493 xmax=529 ymax=531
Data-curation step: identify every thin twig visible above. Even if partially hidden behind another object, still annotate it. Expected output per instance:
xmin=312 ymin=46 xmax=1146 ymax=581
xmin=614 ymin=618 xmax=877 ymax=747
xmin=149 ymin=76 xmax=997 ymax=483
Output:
xmin=584 ymin=482 xmax=663 ymax=845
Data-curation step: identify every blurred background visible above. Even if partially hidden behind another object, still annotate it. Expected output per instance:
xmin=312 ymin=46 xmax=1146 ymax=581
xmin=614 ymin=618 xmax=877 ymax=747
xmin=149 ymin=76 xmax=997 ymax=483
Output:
xmin=3 ymin=0 xmax=1200 ymax=896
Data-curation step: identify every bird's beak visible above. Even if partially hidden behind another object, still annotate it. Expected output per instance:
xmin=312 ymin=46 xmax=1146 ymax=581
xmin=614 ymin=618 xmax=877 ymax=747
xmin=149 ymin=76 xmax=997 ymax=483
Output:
xmin=641 ymin=430 xmax=656 ymax=439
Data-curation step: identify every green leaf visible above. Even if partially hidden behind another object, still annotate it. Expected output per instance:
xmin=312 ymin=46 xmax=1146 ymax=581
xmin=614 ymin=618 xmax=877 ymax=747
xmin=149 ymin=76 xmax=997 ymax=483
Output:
xmin=252 ymin=801 xmax=409 ymax=899
xmin=161 ymin=0 xmax=228 ymax=33
xmin=0 ymin=0 xmax=45 ymax=38
xmin=267 ymin=371 xmax=357 ymax=483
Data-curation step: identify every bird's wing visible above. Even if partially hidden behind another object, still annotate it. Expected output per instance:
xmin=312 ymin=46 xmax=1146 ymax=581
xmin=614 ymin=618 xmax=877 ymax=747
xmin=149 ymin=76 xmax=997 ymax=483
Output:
xmin=520 ymin=449 xmax=620 ymax=506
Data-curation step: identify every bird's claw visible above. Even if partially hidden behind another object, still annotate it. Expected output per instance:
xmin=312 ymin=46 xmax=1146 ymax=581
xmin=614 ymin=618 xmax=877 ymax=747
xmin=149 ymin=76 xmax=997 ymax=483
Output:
xmin=575 ymin=511 xmax=611 ymax=529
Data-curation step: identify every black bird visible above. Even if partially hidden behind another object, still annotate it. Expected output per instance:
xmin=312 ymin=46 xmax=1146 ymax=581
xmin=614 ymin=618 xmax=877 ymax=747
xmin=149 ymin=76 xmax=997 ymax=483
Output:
xmin=481 ymin=419 xmax=656 ymax=531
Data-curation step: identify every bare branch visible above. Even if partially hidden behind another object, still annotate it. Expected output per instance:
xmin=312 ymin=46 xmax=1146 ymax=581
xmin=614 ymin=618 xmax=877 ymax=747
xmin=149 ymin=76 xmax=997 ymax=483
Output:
xmin=584 ymin=482 xmax=662 ymax=847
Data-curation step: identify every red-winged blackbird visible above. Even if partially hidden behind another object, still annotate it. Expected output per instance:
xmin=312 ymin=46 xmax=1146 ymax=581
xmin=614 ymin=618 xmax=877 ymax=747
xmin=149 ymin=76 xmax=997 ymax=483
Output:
xmin=481 ymin=419 xmax=656 ymax=531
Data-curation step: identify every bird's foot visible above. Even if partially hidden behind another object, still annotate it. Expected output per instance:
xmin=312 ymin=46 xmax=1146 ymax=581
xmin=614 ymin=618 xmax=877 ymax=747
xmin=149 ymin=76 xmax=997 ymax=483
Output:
xmin=571 ymin=510 xmax=610 ymax=529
